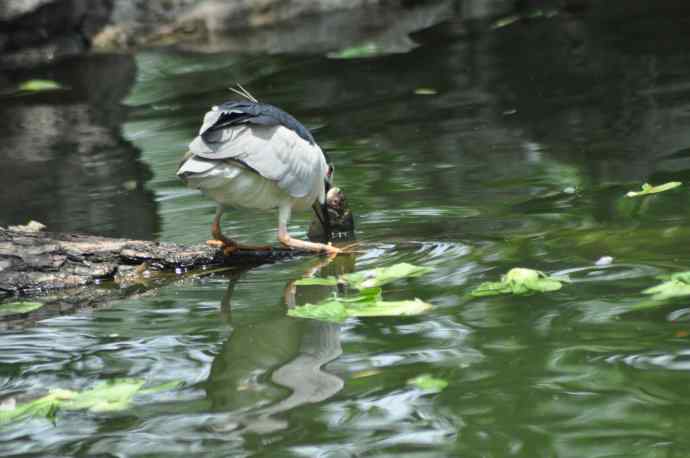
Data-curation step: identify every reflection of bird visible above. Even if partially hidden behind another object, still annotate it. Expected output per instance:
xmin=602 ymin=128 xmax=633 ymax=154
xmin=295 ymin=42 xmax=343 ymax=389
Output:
xmin=177 ymin=88 xmax=339 ymax=255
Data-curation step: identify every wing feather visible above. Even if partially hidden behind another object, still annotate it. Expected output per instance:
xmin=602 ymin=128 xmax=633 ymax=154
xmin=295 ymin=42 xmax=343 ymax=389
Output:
xmin=189 ymin=123 xmax=326 ymax=199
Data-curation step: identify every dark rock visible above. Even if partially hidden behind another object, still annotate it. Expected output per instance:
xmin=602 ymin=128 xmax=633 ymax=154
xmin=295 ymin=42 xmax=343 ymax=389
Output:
xmin=0 ymin=0 xmax=112 ymax=68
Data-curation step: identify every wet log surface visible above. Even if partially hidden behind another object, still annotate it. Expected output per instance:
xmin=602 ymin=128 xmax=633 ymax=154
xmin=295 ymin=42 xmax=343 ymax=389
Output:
xmin=0 ymin=187 xmax=354 ymax=327
xmin=0 ymin=227 xmax=304 ymax=297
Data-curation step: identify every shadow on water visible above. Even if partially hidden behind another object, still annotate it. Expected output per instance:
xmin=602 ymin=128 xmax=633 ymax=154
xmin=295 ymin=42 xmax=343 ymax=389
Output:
xmin=0 ymin=53 xmax=159 ymax=239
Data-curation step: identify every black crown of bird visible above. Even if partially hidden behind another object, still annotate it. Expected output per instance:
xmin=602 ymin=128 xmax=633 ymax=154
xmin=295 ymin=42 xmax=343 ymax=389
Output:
xmin=177 ymin=83 xmax=353 ymax=256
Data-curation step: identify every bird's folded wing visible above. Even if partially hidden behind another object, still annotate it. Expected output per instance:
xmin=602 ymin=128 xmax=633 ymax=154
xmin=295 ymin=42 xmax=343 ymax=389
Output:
xmin=189 ymin=124 xmax=327 ymax=199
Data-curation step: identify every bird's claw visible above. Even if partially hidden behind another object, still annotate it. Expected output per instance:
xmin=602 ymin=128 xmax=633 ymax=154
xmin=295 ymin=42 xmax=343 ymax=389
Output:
xmin=207 ymin=239 xmax=238 ymax=256
xmin=322 ymin=241 xmax=364 ymax=256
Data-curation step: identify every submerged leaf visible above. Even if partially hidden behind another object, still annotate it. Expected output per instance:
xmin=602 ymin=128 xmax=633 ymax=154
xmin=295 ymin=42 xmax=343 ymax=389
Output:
xmin=471 ymin=267 xmax=563 ymax=296
xmin=18 ymin=79 xmax=64 ymax=92
xmin=407 ymin=374 xmax=448 ymax=392
xmin=0 ymin=379 xmax=180 ymax=425
xmin=0 ymin=301 xmax=44 ymax=317
xmin=626 ymin=181 xmax=682 ymax=197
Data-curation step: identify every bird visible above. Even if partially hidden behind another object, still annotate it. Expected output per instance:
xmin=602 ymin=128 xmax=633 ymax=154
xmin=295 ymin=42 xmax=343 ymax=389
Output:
xmin=176 ymin=86 xmax=340 ymax=256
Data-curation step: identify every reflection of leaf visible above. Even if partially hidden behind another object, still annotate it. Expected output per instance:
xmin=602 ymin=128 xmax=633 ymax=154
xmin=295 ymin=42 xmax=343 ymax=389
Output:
xmin=18 ymin=79 xmax=64 ymax=92
xmin=0 ymin=301 xmax=44 ymax=317
xmin=626 ymin=181 xmax=682 ymax=197
xmin=327 ymin=43 xmax=380 ymax=59
xmin=407 ymin=374 xmax=448 ymax=392
xmin=294 ymin=277 xmax=339 ymax=286
xmin=343 ymin=263 xmax=434 ymax=289
xmin=642 ymin=271 xmax=690 ymax=302
xmin=0 ymin=379 xmax=180 ymax=425
xmin=471 ymin=267 xmax=563 ymax=296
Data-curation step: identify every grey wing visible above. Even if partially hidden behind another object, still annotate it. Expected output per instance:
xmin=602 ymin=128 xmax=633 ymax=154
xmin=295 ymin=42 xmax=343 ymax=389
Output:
xmin=189 ymin=121 xmax=328 ymax=199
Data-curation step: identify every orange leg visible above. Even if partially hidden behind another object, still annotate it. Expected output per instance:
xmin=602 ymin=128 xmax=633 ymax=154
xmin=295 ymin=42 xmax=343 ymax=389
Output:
xmin=278 ymin=204 xmax=341 ymax=255
xmin=207 ymin=207 xmax=272 ymax=255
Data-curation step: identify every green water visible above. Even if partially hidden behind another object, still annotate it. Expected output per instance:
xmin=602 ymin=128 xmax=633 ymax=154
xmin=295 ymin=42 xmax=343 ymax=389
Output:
xmin=4 ymin=4 xmax=690 ymax=457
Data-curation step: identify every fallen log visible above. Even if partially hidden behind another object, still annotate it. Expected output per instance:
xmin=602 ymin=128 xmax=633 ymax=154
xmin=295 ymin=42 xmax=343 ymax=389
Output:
xmin=0 ymin=187 xmax=354 ymax=325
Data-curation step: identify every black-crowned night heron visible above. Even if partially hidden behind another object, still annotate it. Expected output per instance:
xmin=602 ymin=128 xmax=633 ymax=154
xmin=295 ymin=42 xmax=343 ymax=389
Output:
xmin=177 ymin=92 xmax=340 ymax=255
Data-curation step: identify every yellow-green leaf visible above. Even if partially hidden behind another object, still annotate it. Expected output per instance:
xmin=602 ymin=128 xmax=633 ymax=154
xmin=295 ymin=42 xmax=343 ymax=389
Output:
xmin=626 ymin=181 xmax=682 ymax=197
xmin=327 ymin=43 xmax=380 ymax=60
xmin=414 ymin=88 xmax=437 ymax=95
xmin=18 ymin=79 xmax=64 ymax=92
xmin=287 ymin=300 xmax=349 ymax=323
xmin=407 ymin=374 xmax=448 ymax=392
xmin=471 ymin=267 xmax=564 ymax=297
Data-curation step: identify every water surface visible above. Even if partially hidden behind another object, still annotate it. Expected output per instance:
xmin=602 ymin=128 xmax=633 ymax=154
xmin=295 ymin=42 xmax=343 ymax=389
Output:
xmin=3 ymin=3 xmax=690 ymax=457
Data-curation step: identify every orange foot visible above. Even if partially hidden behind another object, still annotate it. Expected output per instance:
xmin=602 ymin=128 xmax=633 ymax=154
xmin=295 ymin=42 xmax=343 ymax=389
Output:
xmin=206 ymin=239 xmax=239 ymax=256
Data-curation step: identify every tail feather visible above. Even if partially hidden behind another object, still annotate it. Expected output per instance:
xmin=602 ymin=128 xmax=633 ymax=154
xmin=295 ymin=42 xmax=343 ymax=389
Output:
xmin=176 ymin=154 xmax=216 ymax=179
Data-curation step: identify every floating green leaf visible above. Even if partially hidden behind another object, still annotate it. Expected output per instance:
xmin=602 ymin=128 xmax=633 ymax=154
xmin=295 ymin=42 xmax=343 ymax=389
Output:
xmin=0 ymin=390 xmax=73 ymax=424
xmin=0 ymin=379 xmax=180 ymax=425
xmin=294 ymin=277 xmax=339 ymax=286
xmin=327 ymin=43 xmax=380 ymax=59
xmin=18 ymin=79 xmax=64 ymax=92
xmin=492 ymin=15 xmax=520 ymax=29
xmin=340 ymin=287 xmax=383 ymax=303
xmin=414 ymin=88 xmax=437 ymax=95
xmin=0 ymin=301 xmax=44 ymax=317
xmin=471 ymin=267 xmax=563 ymax=297
xmin=407 ymin=374 xmax=448 ymax=392
xmin=626 ymin=181 xmax=682 ymax=197
xmin=290 ymin=264 xmax=434 ymax=322
xmin=343 ymin=263 xmax=434 ymax=289
xmin=62 ymin=379 xmax=146 ymax=412
xmin=288 ymin=296 xmax=431 ymax=323
xmin=642 ymin=271 xmax=690 ymax=302
xmin=347 ymin=299 xmax=432 ymax=318
xmin=287 ymin=299 xmax=349 ymax=323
